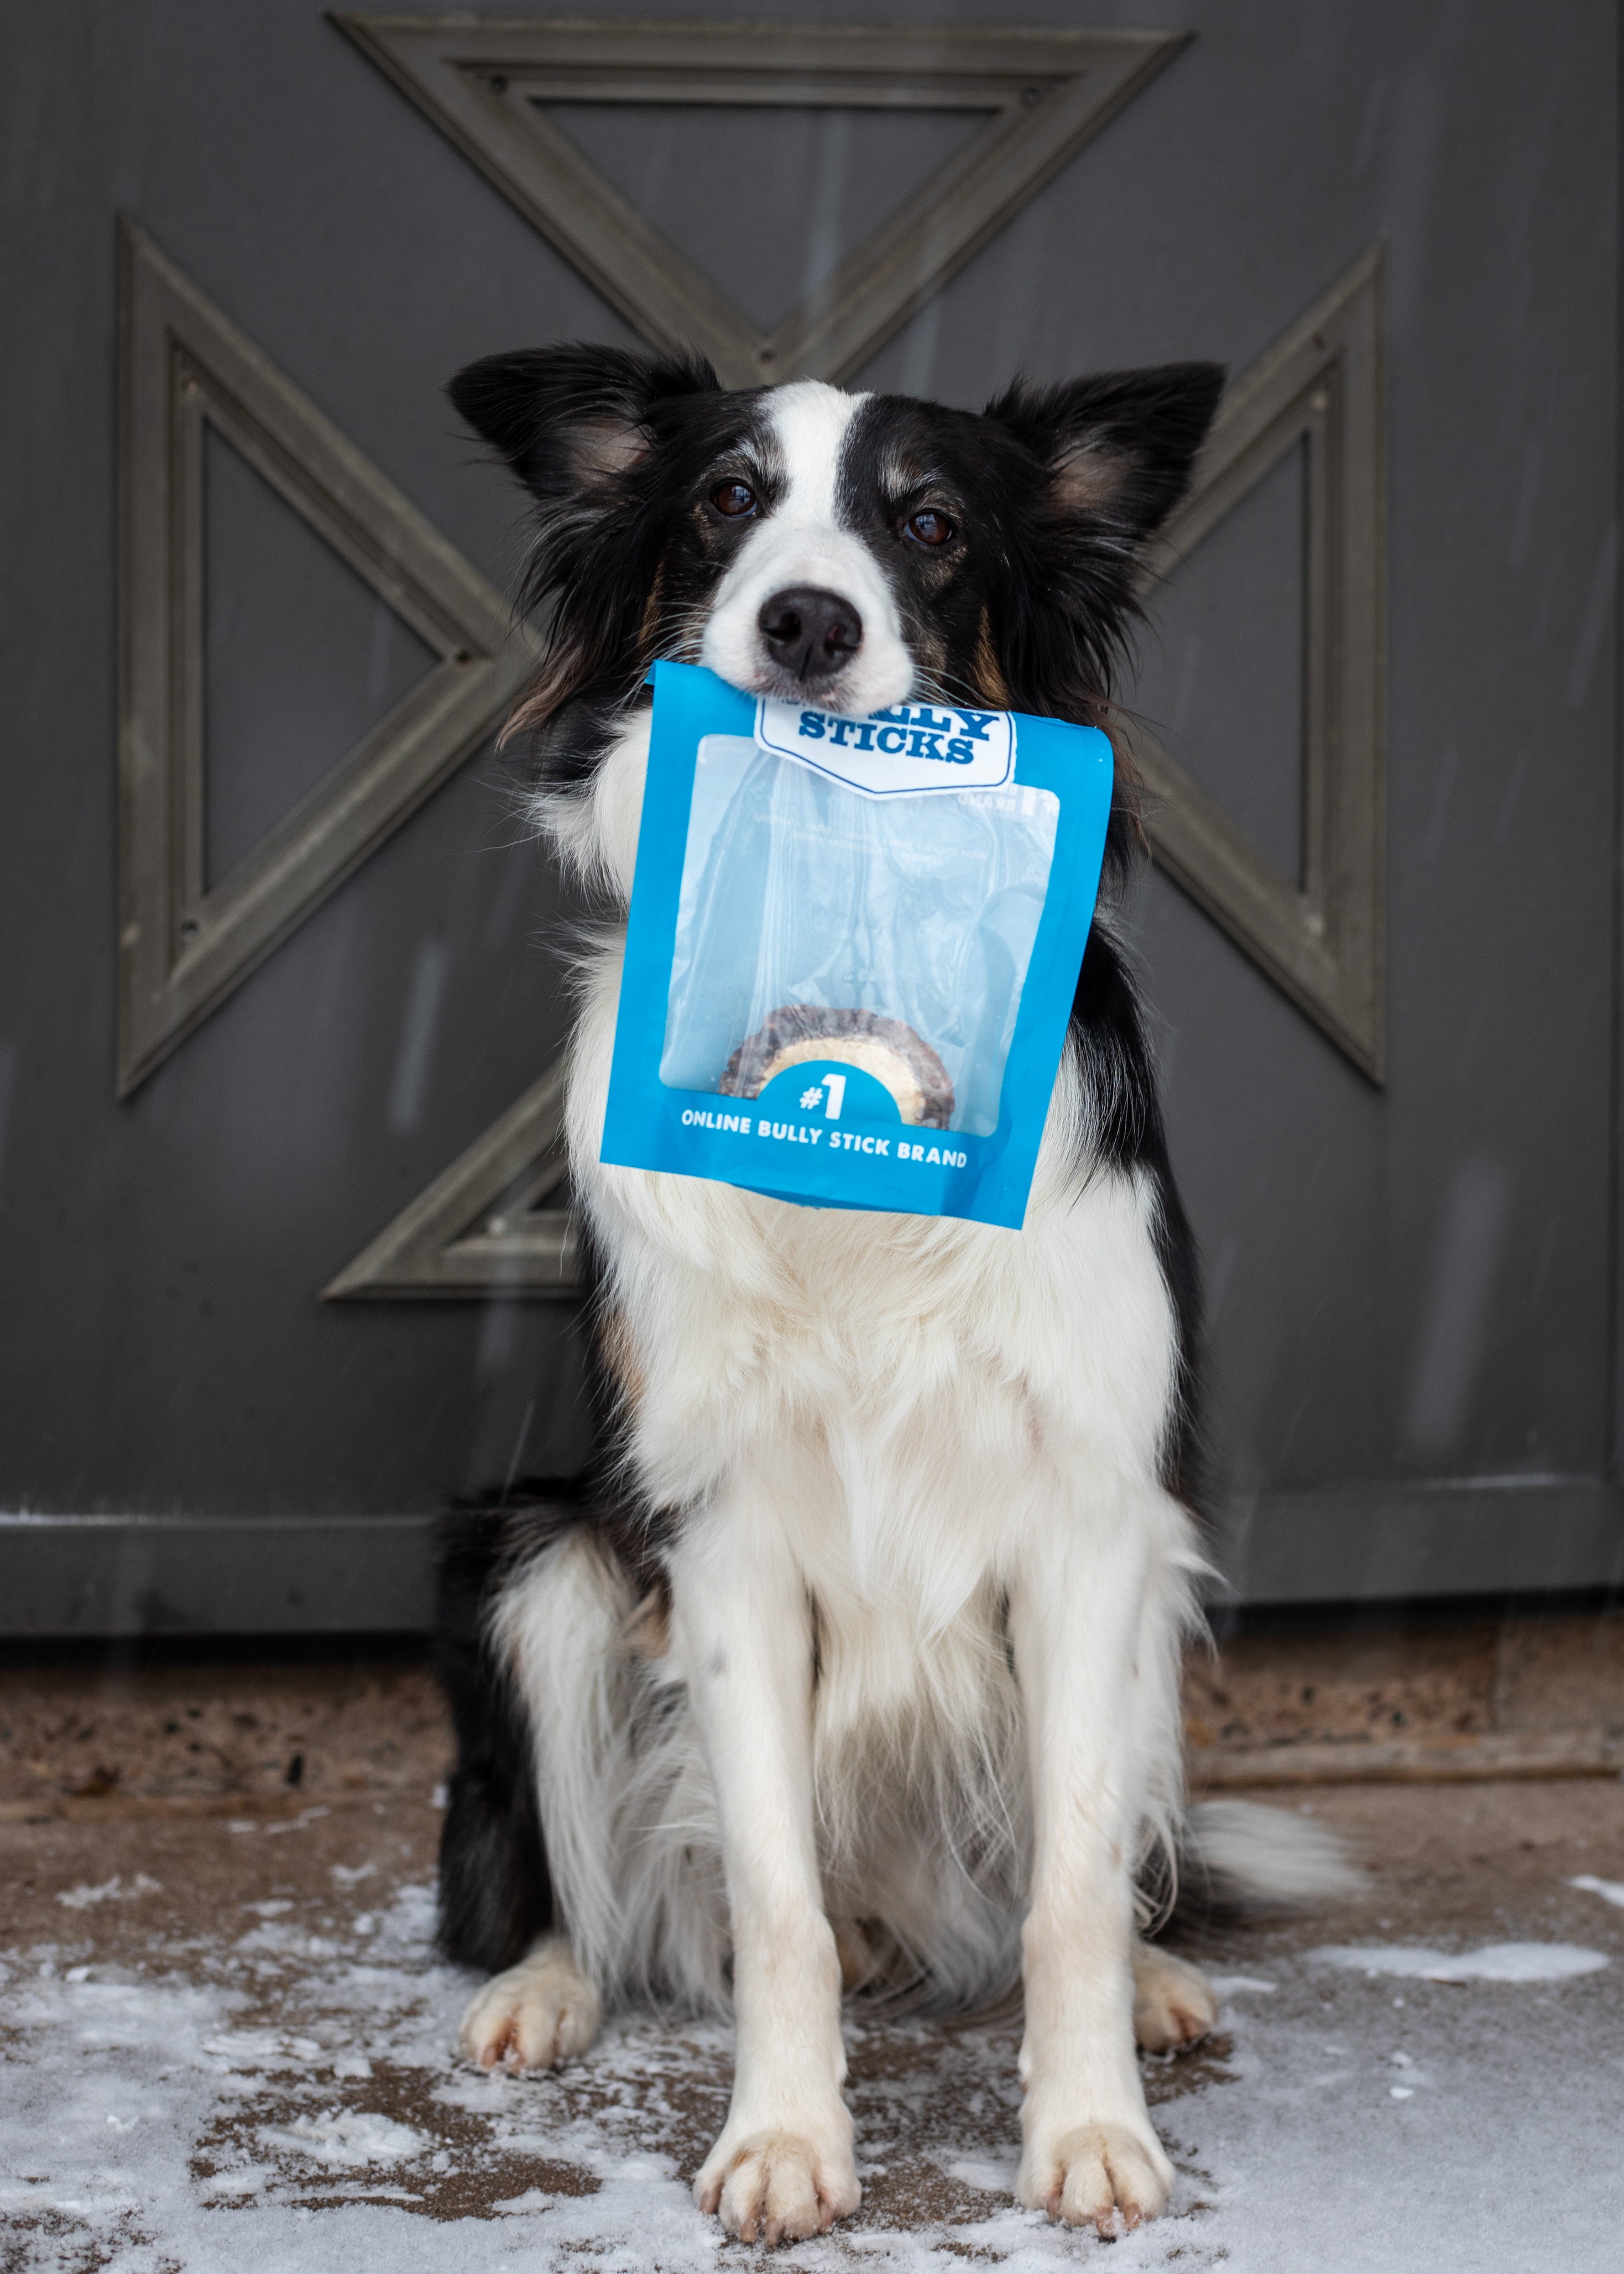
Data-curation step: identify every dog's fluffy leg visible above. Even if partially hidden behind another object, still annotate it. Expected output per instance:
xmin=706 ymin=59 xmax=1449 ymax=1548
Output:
xmin=1009 ymin=1502 xmax=1184 ymax=2234
xmin=673 ymin=1490 xmax=860 ymax=2246
xmin=457 ymin=1934 xmax=601 ymax=2070
xmin=1132 ymin=1942 xmax=1217 ymax=2053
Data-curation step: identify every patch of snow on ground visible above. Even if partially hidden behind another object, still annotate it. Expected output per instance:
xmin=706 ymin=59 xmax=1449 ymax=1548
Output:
xmin=1572 ymin=1872 xmax=1624 ymax=1909
xmin=257 ymin=2107 xmax=428 ymax=2168
xmin=203 ymin=2028 xmax=324 ymax=2069
xmin=259 ymin=1804 xmax=331 ymax=1835
xmin=1311 ymin=1940 xmax=1610 ymax=1982
xmin=56 ymin=1871 xmax=162 ymax=1909
xmin=4 ymin=1852 xmax=1623 ymax=2272
xmin=941 ymin=2154 xmax=1020 ymax=2192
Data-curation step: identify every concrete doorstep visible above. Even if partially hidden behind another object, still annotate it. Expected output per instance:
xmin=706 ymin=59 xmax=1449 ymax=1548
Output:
xmin=3 ymin=1605 xmax=1621 ymax=1818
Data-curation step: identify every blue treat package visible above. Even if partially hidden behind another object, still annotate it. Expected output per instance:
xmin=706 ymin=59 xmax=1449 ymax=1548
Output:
xmin=600 ymin=661 xmax=1114 ymax=1228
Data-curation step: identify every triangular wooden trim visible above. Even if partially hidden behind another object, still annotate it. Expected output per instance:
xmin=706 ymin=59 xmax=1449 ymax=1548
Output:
xmin=1135 ymin=245 xmax=1387 ymax=1078
xmin=117 ymin=219 xmax=538 ymax=1094
xmin=331 ymin=15 xmax=1189 ymax=387
xmin=324 ymin=1061 xmax=580 ymax=1297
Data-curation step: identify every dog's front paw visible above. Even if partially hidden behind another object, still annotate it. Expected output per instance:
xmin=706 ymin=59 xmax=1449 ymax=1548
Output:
xmin=1017 ymin=2119 xmax=1173 ymax=2235
xmin=457 ymin=1937 xmax=600 ymax=2071
xmin=695 ymin=2124 xmax=861 ymax=2244
xmin=1133 ymin=1944 xmax=1217 ymax=2052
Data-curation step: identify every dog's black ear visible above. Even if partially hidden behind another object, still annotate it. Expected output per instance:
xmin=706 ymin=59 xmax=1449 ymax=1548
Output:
xmin=447 ymin=342 xmax=720 ymax=502
xmin=978 ymin=363 xmax=1224 ymax=901
xmin=445 ymin=344 xmax=722 ymax=735
xmin=984 ymin=362 xmax=1225 ymax=548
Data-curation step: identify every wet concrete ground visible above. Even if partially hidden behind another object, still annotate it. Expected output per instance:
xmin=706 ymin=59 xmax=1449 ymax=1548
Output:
xmin=3 ymin=1776 xmax=1622 ymax=2270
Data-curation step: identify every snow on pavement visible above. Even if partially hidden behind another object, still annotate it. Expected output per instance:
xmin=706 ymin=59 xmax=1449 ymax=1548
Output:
xmin=1571 ymin=1873 xmax=1624 ymax=1910
xmin=1309 ymin=1940 xmax=1610 ymax=1982
xmin=3 ymin=1824 xmax=1623 ymax=2271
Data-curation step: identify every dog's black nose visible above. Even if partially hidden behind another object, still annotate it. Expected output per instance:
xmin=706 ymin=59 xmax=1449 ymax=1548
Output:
xmin=757 ymin=585 xmax=863 ymax=684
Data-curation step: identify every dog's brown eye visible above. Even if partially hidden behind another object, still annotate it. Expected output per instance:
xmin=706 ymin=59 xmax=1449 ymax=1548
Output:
xmin=905 ymin=509 xmax=955 ymax=548
xmin=710 ymin=480 xmax=757 ymax=518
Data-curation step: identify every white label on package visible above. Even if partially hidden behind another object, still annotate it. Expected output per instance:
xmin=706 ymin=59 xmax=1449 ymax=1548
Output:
xmin=755 ymin=695 xmax=1016 ymax=797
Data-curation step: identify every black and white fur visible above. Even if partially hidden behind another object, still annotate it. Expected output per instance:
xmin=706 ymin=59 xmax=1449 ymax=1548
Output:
xmin=434 ymin=350 xmax=1352 ymax=2243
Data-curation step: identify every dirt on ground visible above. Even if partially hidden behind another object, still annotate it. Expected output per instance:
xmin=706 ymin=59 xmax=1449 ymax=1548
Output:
xmin=3 ymin=1776 xmax=1623 ymax=2269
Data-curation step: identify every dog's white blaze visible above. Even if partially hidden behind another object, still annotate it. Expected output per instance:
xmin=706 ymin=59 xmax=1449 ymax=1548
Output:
xmin=698 ymin=380 xmax=914 ymax=716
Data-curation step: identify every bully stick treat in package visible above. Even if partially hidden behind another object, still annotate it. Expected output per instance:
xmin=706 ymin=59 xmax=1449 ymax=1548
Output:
xmin=600 ymin=661 xmax=1113 ymax=1228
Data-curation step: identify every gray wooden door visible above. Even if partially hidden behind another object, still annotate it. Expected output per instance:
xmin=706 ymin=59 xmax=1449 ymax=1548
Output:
xmin=1 ymin=0 xmax=1617 ymax=1636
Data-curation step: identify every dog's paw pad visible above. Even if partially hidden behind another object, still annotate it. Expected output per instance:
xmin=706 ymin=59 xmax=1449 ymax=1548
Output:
xmin=1018 ymin=2121 xmax=1172 ymax=2235
xmin=1133 ymin=1945 xmax=1218 ymax=2052
xmin=457 ymin=1941 xmax=600 ymax=2072
xmin=695 ymin=2128 xmax=861 ymax=2244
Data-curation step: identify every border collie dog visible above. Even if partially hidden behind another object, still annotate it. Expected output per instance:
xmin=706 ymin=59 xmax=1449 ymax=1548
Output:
xmin=434 ymin=347 xmax=1340 ymax=2243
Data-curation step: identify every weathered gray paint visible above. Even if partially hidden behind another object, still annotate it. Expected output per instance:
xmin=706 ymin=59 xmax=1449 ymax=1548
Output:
xmin=0 ymin=1513 xmax=435 ymax=1638
xmin=7 ymin=1479 xmax=1619 ymax=1640
xmin=1215 ymin=1480 xmax=1624 ymax=1609
xmin=1137 ymin=244 xmax=1387 ymax=1074
xmin=117 ymin=220 xmax=538 ymax=1093
xmin=324 ymin=1060 xmax=577 ymax=1297
xmin=0 ymin=1 xmax=1616 ymax=1625
xmin=330 ymin=15 xmax=1191 ymax=390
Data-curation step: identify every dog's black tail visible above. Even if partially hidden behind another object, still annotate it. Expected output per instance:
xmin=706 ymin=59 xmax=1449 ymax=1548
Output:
xmin=432 ymin=1488 xmax=590 ymax=1972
